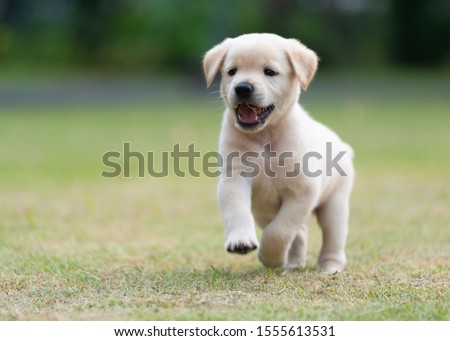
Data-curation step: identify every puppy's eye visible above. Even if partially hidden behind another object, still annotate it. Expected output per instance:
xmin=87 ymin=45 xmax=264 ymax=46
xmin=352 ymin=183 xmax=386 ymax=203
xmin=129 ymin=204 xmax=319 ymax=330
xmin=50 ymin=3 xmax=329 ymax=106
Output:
xmin=264 ymin=68 xmax=278 ymax=76
xmin=228 ymin=68 xmax=237 ymax=76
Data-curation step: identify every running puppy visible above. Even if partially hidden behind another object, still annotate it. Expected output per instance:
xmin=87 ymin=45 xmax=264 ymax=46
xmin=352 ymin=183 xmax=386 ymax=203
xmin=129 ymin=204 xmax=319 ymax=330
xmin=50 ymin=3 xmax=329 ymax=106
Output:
xmin=203 ymin=33 xmax=354 ymax=273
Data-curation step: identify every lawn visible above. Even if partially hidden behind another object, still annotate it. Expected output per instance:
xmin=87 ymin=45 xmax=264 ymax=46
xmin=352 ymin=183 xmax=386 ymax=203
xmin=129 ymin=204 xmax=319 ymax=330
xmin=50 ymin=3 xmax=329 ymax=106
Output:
xmin=0 ymin=73 xmax=449 ymax=320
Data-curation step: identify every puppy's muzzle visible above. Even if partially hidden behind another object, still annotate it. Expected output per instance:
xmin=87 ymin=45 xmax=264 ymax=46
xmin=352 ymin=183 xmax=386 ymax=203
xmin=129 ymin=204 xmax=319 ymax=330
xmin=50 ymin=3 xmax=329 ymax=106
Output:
xmin=234 ymin=82 xmax=254 ymax=99
xmin=233 ymin=82 xmax=275 ymax=130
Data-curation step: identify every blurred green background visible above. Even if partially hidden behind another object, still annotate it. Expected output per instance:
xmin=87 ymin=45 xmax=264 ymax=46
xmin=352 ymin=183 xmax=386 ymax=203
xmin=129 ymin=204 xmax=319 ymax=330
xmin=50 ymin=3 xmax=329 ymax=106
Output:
xmin=0 ymin=0 xmax=449 ymax=105
xmin=1 ymin=0 xmax=450 ymax=320
xmin=1 ymin=0 xmax=450 ymax=74
xmin=0 ymin=0 xmax=449 ymax=108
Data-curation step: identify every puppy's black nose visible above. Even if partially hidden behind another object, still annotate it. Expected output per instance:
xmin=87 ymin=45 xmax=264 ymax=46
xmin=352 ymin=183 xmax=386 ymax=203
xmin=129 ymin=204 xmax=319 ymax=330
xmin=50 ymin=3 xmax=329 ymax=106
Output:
xmin=235 ymin=82 xmax=253 ymax=98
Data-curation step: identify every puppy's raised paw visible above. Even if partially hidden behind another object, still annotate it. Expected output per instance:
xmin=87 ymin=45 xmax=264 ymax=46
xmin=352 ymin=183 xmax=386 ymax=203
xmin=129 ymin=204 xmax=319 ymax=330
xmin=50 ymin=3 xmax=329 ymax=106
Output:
xmin=226 ymin=242 xmax=258 ymax=254
xmin=225 ymin=233 xmax=259 ymax=254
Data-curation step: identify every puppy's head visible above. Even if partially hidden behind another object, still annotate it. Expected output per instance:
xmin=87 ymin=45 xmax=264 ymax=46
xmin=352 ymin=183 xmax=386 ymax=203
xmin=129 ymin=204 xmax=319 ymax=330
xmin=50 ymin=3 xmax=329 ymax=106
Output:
xmin=203 ymin=33 xmax=318 ymax=133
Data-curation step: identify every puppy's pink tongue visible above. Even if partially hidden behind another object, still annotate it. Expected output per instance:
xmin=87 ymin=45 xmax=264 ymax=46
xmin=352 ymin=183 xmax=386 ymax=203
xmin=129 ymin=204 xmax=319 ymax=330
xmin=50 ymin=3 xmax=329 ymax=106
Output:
xmin=238 ymin=104 xmax=261 ymax=123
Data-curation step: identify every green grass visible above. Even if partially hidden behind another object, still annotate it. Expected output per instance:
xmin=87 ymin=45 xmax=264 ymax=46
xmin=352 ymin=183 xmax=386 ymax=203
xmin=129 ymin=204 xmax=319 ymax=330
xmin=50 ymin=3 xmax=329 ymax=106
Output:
xmin=0 ymin=74 xmax=449 ymax=320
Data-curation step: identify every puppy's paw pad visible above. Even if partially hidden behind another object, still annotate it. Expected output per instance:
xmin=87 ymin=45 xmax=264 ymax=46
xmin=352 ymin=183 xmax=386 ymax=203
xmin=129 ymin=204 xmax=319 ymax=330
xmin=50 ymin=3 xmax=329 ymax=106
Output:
xmin=224 ymin=230 xmax=259 ymax=255
xmin=226 ymin=242 xmax=258 ymax=254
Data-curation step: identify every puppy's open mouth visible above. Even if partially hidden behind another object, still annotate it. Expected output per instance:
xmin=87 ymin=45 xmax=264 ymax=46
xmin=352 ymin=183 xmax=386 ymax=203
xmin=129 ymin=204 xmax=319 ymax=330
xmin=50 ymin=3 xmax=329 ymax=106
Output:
xmin=235 ymin=103 xmax=275 ymax=128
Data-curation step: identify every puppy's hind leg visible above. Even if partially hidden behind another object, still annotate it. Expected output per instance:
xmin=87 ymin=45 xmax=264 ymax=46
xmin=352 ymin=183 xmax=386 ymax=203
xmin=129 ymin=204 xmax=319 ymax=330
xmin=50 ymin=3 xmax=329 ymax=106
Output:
xmin=316 ymin=186 xmax=351 ymax=273
xmin=285 ymin=225 xmax=308 ymax=269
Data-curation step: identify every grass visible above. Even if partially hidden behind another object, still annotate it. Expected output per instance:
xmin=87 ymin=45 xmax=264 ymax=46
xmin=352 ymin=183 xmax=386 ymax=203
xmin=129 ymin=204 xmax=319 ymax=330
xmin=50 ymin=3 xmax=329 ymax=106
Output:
xmin=0 ymin=73 xmax=449 ymax=320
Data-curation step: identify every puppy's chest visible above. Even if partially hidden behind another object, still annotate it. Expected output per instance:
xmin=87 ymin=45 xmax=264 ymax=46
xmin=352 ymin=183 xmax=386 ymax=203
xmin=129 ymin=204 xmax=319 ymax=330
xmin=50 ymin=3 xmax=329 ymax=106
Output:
xmin=248 ymin=143 xmax=306 ymax=215
xmin=250 ymin=169 xmax=295 ymax=216
xmin=253 ymin=147 xmax=303 ymax=185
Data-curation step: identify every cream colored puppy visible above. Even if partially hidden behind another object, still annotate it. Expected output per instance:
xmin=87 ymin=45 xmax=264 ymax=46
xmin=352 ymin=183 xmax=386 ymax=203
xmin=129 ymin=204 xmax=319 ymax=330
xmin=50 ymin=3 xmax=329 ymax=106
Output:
xmin=203 ymin=33 xmax=354 ymax=273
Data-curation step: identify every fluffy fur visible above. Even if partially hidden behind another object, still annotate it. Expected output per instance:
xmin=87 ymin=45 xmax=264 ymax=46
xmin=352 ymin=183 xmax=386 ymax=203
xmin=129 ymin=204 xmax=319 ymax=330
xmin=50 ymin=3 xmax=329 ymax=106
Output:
xmin=203 ymin=33 xmax=354 ymax=273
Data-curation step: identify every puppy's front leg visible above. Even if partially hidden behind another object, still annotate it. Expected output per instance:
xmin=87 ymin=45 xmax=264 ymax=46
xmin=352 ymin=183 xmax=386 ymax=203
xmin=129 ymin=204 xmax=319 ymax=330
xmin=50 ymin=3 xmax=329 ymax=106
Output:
xmin=218 ymin=177 xmax=259 ymax=254
xmin=258 ymin=195 xmax=315 ymax=268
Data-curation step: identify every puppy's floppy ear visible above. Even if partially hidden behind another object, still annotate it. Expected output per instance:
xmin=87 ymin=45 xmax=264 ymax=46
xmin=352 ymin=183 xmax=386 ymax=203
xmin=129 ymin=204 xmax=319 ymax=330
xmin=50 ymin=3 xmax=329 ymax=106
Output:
xmin=285 ymin=39 xmax=319 ymax=91
xmin=203 ymin=38 xmax=231 ymax=88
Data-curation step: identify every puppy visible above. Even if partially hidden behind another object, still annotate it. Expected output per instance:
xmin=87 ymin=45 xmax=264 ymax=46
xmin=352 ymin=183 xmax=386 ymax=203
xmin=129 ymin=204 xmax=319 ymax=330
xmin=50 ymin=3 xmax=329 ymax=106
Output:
xmin=203 ymin=33 xmax=354 ymax=273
